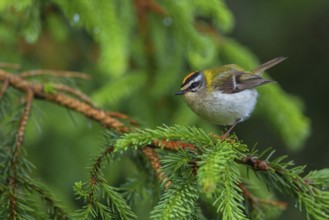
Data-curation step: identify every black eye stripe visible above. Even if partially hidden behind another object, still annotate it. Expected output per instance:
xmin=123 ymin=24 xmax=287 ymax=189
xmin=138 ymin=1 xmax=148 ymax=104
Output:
xmin=181 ymin=71 xmax=200 ymax=88
xmin=190 ymin=82 xmax=200 ymax=89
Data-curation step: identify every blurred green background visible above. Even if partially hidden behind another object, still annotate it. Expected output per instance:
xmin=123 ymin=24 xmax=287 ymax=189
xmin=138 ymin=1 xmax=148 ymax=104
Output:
xmin=0 ymin=0 xmax=328 ymax=219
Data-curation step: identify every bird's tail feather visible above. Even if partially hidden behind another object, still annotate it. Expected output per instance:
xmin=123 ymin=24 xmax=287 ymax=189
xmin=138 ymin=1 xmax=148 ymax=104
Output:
xmin=251 ymin=57 xmax=287 ymax=75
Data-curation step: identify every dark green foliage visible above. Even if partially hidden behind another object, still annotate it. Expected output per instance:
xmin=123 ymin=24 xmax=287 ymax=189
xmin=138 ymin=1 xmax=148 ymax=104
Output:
xmin=150 ymin=176 xmax=199 ymax=220
xmin=246 ymin=149 xmax=329 ymax=220
xmin=110 ymin=125 xmax=329 ymax=220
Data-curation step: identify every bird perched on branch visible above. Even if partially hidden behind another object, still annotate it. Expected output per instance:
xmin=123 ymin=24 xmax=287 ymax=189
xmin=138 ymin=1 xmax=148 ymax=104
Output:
xmin=175 ymin=57 xmax=286 ymax=139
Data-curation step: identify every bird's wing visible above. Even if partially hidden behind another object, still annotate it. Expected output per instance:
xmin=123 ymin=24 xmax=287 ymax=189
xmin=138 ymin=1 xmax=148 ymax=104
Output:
xmin=215 ymin=70 xmax=274 ymax=93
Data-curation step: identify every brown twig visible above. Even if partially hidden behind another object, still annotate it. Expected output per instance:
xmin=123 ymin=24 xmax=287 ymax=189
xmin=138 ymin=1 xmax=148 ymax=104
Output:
xmin=237 ymin=156 xmax=270 ymax=171
xmin=16 ymin=89 xmax=33 ymax=149
xmin=152 ymin=140 xmax=197 ymax=151
xmin=150 ymin=140 xmax=199 ymax=183
xmin=0 ymin=62 xmax=21 ymax=69
xmin=142 ymin=147 xmax=171 ymax=188
xmin=134 ymin=0 xmax=166 ymax=21
xmin=89 ymin=146 xmax=115 ymax=203
xmin=0 ymin=79 xmax=9 ymax=98
xmin=45 ymin=93 xmax=128 ymax=132
xmin=107 ymin=112 xmax=139 ymax=126
xmin=52 ymin=83 xmax=95 ymax=106
xmin=239 ymin=183 xmax=287 ymax=210
xmin=19 ymin=69 xmax=91 ymax=80
xmin=0 ymin=70 xmax=128 ymax=132
xmin=8 ymin=88 xmax=34 ymax=220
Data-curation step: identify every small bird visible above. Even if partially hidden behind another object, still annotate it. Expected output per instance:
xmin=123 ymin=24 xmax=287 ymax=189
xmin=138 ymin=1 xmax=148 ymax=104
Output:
xmin=175 ymin=57 xmax=286 ymax=139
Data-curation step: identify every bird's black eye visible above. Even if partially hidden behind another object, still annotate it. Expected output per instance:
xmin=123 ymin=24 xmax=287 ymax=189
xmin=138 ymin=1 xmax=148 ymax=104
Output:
xmin=190 ymin=82 xmax=199 ymax=89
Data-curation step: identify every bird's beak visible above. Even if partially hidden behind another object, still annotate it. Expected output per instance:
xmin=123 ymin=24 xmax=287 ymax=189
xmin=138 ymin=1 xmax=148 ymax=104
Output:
xmin=175 ymin=90 xmax=185 ymax=95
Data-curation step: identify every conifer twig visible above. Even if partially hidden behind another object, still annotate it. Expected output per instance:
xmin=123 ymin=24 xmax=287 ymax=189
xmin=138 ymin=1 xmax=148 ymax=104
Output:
xmin=134 ymin=0 xmax=166 ymax=19
xmin=20 ymin=177 xmax=69 ymax=219
xmin=0 ymin=79 xmax=9 ymax=98
xmin=16 ymin=89 xmax=33 ymax=148
xmin=19 ymin=69 xmax=91 ymax=80
xmin=0 ymin=69 xmax=128 ymax=132
xmin=88 ymin=146 xmax=115 ymax=204
xmin=237 ymin=156 xmax=270 ymax=171
xmin=8 ymin=88 xmax=34 ymax=220
xmin=142 ymin=147 xmax=171 ymax=188
xmin=0 ymin=62 xmax=21 ymax=69
xmin=52 ymin=83 xmax=95 ymax=106
xmin=152 ymin=140 xmax=197 ymax=151
xmin=239 ymin=183 xmax=287 ymax=210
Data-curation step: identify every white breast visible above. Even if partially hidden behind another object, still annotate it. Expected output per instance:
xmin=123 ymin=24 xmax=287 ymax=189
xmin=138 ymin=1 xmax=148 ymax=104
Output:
xmin=184 ymin=89 xmax=258 ymax=125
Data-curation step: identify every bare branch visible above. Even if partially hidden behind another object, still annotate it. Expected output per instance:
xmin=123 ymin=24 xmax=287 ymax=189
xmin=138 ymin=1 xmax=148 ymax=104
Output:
xmin=19 ymin=69 xmax=91 ymax=80
xmin=8 ymin=88 xmax=34 ymax=220
xmin=52 ymin=83 xmax=95 ymax=106
xmin=0 ymin=69 xmax=128 ymax=132
xmin=0 ymin=62 xmax=21 ymax=69
xmin=142 ymin=147 xmax=171 ymax=188
xmin=239 ymin=183 xmax=287 ymax=210
xmin=0 ymin=79 xmax=9 ymax=98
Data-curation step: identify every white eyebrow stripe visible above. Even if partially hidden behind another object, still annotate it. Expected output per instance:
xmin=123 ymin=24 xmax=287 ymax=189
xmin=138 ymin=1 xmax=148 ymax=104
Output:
xmin=194 ymin=74 xmax=202 ymax=82
xmin=181 ymin=74 xmax=203 ymax=91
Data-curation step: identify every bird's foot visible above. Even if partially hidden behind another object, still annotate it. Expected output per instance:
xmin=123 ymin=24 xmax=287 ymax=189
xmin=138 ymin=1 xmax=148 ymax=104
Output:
xmin=209 ymin=132 xmax=235 ymax=143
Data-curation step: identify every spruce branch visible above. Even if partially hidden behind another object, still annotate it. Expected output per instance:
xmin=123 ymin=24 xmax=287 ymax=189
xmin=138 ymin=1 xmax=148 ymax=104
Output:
xmin=142 ymin=146 xmax=171 ymax=188
xmin=19 ymin=69 xmax=91 ymax=80
xmin=133 ymin=0 xmax=166 ymax=37
xmin=134 ymin=0 xmax=166 ymax=19
xmin=74 ymin=146 xmax=137 ymax=219
xmin=7 ymin=88 xmax=33 ymax=220
xmin=115 ymin=125 xmax=216 ymax=152
xmin=239 ymin=150 xmax=329 ymax=220
xmin=50 ymin=83 xmax=95 ymax=106
xmin=0 ymin=62 xmax=21 ymax=69
xmin=239 ymin=183 xmax=287 ymax=209
xmin=0 ymin=69 xmax=128 ymax=132
xmin=1 ymin=67 xmax=167 ymax=219
xmin=0 ymin=79 xmax=9 ymax=98
xmin=19 ymin=177 xmax=69 ymax=219
xmin=16 ymin=89 xmax=33 ymax=149
xmin=0 ymin=64 xmax=325 ymax=219
xmin=150 ymin=176 xmax=199 ymax=220
xmin=152 ymin=140 xmax=197 ymax=151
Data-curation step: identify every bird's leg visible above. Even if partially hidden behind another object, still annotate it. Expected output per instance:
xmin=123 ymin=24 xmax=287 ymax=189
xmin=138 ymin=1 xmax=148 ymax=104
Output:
xmin=221 ymin=119 xmax=241 ymax=140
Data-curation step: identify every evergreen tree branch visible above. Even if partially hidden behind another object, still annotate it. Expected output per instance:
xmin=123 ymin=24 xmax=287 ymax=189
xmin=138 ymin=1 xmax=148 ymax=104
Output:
xmin=133 ymin=0 xmax=166 ymax=37
xmin=0 ymin=62 xmax=21 ymax=69
xmin=19 ymin=69 xmax=91 ymax=80
xmin=0 ymin=64 xmax=324 ymax=219
xmin=150 ymin=176 xmax=199 ymax=220
xmin=237 ymin=156 xmax=270 ymax=171
xmin=238 ymin=150 xmax=329 ymax=220
xmin=74 ymin=145 xmax=137 ymax=219
xmin=51 ymin=83 xmax=95 ymax=106
xmin=7 ymin=88 xmax=33 ymax=220
xmin=107 ymin=112 xmax=139 ymax=127
xmin=142 ymin=146 xmax=171 ymax=188
xmin=90 ymin=146 xmax=115 ymax=187
xmin=0 ymin=69 xmax=128 ymax=132
xmin=19 ymin=177 xmax=69 ymax=219
xmin=0 ymin=79 xmax=9 ymax=98
xmin=239 ymin=183 xmax=287 ymax=210
xmin=152 ymin=140 xmax=197 ymax=151
xmin=16 ymin=89 xmax=33 ymax=149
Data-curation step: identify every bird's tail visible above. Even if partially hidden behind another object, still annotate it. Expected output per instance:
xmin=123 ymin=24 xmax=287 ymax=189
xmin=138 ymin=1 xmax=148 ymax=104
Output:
xmin=251 ymin=57 xmax=287 ymax=75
